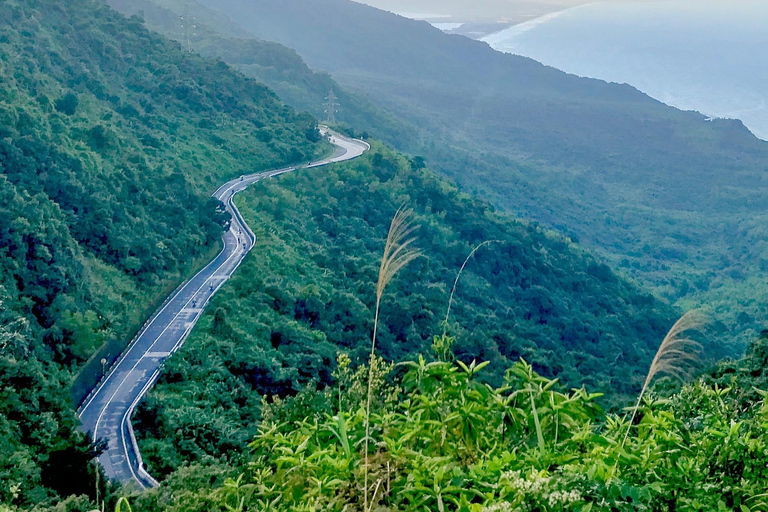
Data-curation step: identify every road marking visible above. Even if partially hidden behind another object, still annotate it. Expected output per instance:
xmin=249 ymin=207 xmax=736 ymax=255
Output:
xmin=79 ymin=243 xmax=230 ymax=416
xmin=90 ymin=225 xmax=247 ymax=442
xmin=80 ymin=129 xmax=369 ymax=488
xmin=144 ymin=352 xmax=171 ymax=358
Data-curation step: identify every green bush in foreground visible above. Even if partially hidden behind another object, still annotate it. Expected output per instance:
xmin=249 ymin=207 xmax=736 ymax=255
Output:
xmin=208 ymin=347 xmax=768 ymax=512
xmin=119 ymin=207 xmax=768 ymax=512
xmin=120 ymin=335 xmax=768 ymax=512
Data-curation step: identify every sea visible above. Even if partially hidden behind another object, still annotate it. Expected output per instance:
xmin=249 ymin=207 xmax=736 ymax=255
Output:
xmin=481 ymin=0 xmax=768 ymax=140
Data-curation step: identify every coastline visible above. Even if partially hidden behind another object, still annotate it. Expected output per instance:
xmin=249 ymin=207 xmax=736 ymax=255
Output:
xmin=477 ymin=0 xmax=768 ymax=141
xmin=481 ymin=3 xmax=594 ymax=49
xmin=388 ymin=4 xmax=587 ymax=40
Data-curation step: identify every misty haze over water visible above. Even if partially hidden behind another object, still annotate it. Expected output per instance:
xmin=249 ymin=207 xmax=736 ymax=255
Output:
xmin=483 ymin=0 xmax=768 ymax=140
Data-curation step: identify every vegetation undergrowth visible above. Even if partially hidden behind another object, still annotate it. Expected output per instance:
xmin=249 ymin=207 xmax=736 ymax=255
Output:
xmin=121 ymin=199 xmax=768 ymax=512
xmin=124 ymin=333 xmax=768 ymax=512
xmin=2 ymin=1 xmax=764 ymax=509
xmin=0 ymin=0 xmax=326 ymax=506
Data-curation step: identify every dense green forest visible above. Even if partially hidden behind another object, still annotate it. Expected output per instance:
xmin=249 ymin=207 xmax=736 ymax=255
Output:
xmin=0 ymin=0 xmax=325 ymax=506
xmin=112 ymin=0 xmax=768 ymax=349
xmin=3 ymin=0 xmax=768 ymax=510
xmin=132 ymin=144 xmax=679 ymax=479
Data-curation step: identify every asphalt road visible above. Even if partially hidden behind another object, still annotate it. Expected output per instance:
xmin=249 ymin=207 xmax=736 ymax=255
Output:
xmin=78 ymin=128 xmax=369 ymax=489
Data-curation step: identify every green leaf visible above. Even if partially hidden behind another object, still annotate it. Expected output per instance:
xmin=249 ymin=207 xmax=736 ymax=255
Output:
xmin=530 ymin=389 xmax=546 ymax=452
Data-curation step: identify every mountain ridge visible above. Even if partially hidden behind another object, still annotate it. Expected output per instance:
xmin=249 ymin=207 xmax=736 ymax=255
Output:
xmin=135 ymin=0 xmax=768 ymax=347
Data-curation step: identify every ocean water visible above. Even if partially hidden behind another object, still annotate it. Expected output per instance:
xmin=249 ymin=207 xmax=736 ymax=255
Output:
xmin=483 ymin=0 xmax=768 ymax=140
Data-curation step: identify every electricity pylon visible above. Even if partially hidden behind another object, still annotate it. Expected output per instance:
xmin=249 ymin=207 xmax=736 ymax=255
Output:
xmin=179 ymin=6 xmax=197 ymax=53
xmin=324 ymin=89 xmax=339 ymax=124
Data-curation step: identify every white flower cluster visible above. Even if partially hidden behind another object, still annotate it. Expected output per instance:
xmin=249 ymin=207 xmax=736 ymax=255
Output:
xmin=496 ymin=470 xmax=583 ymax=510
xmin=547 ymin=489 xmax=583 ymax=507
xmin=481 ymin=503 xmax=515 ymax=512
xmin=501 ymin=470 xmax=551 ymax=494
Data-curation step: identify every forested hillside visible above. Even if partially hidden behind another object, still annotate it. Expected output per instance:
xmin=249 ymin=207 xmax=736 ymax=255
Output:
xmin=132 ymin=144 xmax=678 ymax=479
xmin=106 ymin=0 xmax=418 ymax=146
xmin=0 ymin=0 xmax=324 ymax=506
xmin=3 ymin=0 xmax=766 ymax=510
xmin=125 ymin=0 xmax=768 ymax=348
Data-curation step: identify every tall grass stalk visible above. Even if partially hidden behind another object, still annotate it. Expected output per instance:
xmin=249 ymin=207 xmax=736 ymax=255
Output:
xmin=364 ymin=206 xmax=421 ymax=511
xmin=616 ymin=310 xmax=706 ymax=467
xmin=442 ymin=240 xmax=499 ymax=337
xmin=114 ymin=497 xmax=132 ymax=512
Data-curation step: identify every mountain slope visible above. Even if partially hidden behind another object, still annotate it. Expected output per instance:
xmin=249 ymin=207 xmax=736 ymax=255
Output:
xmin=178 ymin=0 xmax=768 ymax=346
xmin=133 ymin=143 xmax=677 ymax=477
xmin=106 ymin=0 xmax=419 ymax=148
xmin=0 ymin=0 xmax=324 ymax=505
xmin=194 ymin=0 xmax=768 ymax=196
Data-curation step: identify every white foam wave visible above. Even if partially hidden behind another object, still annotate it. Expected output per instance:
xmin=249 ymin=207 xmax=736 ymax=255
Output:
xmin=395 ymin=12 xmax=451 ymax=20
xmin=432 ymin=22 xmax=464 ymax=31
xmin=481 ymin=5 xmax=592 ymax=52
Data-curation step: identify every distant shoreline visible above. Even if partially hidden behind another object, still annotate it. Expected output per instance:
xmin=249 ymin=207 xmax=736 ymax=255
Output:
xmin=482 ymin=4 xmax=593 ymax=45
xmin=477 ymin=0 xmax=768 ymax=141
xmin=392 ymin=5 xmax=576 ymax=40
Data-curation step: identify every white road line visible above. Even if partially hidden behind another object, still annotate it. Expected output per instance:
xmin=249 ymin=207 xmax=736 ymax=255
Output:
xmin=80 ymin=129 xmax=369 ymax=488
xmin=88 ymin=208 xmax=255 ymax=437
xmin=91 ymin=239 xmax=245 ymax=442
xmin=79 ymin=243 xmax=228 ymax=416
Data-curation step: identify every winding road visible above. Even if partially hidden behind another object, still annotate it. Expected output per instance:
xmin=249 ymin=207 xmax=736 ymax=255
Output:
xmin=78 ymin=128 xmax=369 ymax=489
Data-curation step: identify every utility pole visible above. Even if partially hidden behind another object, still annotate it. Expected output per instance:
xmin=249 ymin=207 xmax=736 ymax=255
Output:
xmin=324 ymin=89 xmax=338 ymax=125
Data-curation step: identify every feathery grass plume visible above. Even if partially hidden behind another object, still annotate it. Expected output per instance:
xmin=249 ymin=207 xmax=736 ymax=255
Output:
xmin=364 ymin=206 xmax=422 ymax=511
xmin=639 ymin=309 xmax=707 ymax=401
xmin=443 ymin=240 xmax=500 ymax=336
xmin=372 ymin=206 xmax=422 ymax=353
xmin=617 ymin=310 xmax=707 ymax=465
